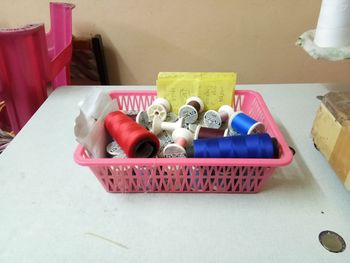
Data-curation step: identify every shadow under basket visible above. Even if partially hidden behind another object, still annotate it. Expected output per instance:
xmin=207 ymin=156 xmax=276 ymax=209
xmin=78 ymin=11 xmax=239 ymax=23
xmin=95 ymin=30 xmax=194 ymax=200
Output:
xmin=74 ymin=90 xmax=293 ymax=193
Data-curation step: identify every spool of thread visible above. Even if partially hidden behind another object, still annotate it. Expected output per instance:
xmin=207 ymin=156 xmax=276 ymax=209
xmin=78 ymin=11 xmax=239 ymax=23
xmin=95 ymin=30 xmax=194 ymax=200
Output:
xmin=187 ymin=123 xmax=198 ymax=133
xmin=157 ymin=130 xmax=174 ymax=158
xmin=203 ymin=105 xmax=234 ymax=129
xmin=194 ymin=125 xmax=229 ymax=140
xmin=163 ymin=128 xmax=193 ymax=158
xmin=135 ymin=111 xmax=150 ymax=128
xmin=105 ymin=111 xmax=160 ymax=158
xmin=228 ymin=111 xmax=265 ymax=135
xmin=147 ymin=98 xmax=171 ymax=121
xmin=106 ymin=141 xmax=127 ymax=158
xmin=178 ymin=96 xmax=204 ymax=124
xmin=193 ymin=133 xmax=279 ymax=159
xmin=314 ymin=0 xmax=350 ymax=48
xmin=151 ymin=116 xmax=184 ymax=135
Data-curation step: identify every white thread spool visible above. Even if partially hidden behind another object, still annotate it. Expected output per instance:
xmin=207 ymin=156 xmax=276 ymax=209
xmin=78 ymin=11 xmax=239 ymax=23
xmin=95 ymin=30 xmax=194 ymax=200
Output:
xmin=178 ymin=96 xmax=204 ymax=124
xmin=314 ymin=0 xmax=350 ymax=48
xmin=203 ymin=105 xmax=234 ymax=129
xmin=147 ymin=98 xmax=171 ymax=121
xmin=135 ymin=111 xmax=149 ymax=128
xmin=163 ymin=128 xmax=193 ymax=158
xmin=151 ymin=116 xmax=184 ymax=135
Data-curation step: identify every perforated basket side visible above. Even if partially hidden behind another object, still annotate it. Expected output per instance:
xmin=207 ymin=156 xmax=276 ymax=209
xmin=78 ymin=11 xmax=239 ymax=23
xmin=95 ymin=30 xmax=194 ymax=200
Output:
xmin=110 ymin=90 xmax=156 ymax=111
xmin=88 ymin=163 xmax=275 ymax=193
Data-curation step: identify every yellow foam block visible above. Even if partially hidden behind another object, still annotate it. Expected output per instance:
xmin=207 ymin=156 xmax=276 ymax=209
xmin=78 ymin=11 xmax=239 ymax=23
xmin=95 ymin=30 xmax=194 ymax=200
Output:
xmin=156 ymin=72 xmax=236 ymax=112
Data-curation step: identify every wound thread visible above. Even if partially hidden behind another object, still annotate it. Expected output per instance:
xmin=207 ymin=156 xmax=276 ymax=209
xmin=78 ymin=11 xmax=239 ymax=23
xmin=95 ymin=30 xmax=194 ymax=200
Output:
xmin=193 ymin=133 xmax=279 ymax=159
xmin=197 ymin=126 xmax=227 ymax=139
xmin=105 ymin=111 xmax=160 ymax=158
xmin=229 ymin=111 xmax=265 ymax=135
xmin=187 ymin=100 xmax=201 ymax=112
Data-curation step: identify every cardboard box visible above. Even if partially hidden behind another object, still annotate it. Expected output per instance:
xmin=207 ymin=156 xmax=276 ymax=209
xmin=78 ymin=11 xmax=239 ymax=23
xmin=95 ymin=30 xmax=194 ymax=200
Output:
xmin=312 ymin=91 xmax=350 ymax=191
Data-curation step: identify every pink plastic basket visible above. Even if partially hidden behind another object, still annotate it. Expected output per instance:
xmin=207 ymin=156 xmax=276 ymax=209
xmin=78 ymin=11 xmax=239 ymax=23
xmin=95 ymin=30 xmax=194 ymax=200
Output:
xmin=74 ymin=89 xmax=293 ymax=193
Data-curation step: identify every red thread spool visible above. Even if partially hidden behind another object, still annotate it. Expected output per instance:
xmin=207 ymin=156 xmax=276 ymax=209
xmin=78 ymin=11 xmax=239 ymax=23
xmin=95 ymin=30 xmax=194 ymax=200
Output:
xmin=105 ymin=111 xmax=160 ymax=158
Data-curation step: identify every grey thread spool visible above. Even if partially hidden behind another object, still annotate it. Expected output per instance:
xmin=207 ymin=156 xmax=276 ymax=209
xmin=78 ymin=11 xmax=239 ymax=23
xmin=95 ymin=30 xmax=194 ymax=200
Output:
xmin=135 ymin=111 xmax=150 ymax=129
xmin=203 ymin=105 xmax=234 ymax=129
xmin=178 ymin=96 xmax=205 ymax=124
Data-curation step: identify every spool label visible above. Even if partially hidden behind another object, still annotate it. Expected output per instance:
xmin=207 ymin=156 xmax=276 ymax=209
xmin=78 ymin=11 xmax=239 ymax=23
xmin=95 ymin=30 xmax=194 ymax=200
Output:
xmin=163 ymin=150 xmax=187 ymax=158
xmin=157 ymin=131 xmax=174 ymax=157
xmin=179 ymin=106 xmax=198 ymax=124
xmin=106 ymin=141 xmax=127 ymax=158
xmin=163 ymin=145 xmax=187 ymax=158
xmin=203 ymin=111 xmax=221 ymax=129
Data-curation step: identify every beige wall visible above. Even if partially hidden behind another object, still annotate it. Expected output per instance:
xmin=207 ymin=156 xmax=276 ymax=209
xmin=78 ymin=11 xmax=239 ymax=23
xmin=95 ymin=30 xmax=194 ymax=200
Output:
xmin=1 ymin=0 xmax=350 ymax=85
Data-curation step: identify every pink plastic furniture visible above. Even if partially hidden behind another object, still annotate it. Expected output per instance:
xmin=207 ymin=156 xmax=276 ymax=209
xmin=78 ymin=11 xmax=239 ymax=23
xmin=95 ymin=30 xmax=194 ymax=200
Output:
xmin=0 ymin=2 xmax=74 ymax=133
xmin=46 ymin=3 xmax=75 ymax=89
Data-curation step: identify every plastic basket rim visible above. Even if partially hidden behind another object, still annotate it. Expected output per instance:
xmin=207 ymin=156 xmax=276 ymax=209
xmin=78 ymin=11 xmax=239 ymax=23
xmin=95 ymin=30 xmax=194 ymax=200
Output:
xmin=73 ymin=89 xmax=293 ymax=168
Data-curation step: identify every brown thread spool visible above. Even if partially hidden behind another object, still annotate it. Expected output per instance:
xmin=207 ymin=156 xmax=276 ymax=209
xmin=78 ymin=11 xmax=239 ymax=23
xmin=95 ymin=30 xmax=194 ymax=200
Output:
xmin=194 ymin=125 xmax=229 ymax=140
xmin=178 ymin=96 xmax=204 ymax=124
xmin=187 ymin=100 xmax=201 ymax=112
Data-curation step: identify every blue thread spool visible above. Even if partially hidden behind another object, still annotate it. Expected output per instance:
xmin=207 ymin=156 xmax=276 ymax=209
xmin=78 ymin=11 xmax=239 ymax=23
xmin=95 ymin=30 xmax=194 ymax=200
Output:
xmin=228 ymin=111 xmax=265 ymax=135
xmin=193 ymin=133 xmax=279 ymax=158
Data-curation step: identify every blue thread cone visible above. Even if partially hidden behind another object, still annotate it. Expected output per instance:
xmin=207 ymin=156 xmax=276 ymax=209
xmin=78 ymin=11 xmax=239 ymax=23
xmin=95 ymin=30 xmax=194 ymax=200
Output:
xmin=193 ymin=133 xmax=278 ymax=158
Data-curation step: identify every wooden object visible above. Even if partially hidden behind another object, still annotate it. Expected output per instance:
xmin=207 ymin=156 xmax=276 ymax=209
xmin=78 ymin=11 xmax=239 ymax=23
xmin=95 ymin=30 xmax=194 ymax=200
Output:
xmin=312 ymin=91 xmax=350 ymax=190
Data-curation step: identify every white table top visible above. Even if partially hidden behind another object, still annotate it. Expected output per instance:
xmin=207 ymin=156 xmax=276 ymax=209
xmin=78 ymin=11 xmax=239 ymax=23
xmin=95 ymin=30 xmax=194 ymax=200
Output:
xmin=1 ymin=84 xmax=349 ymax=262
